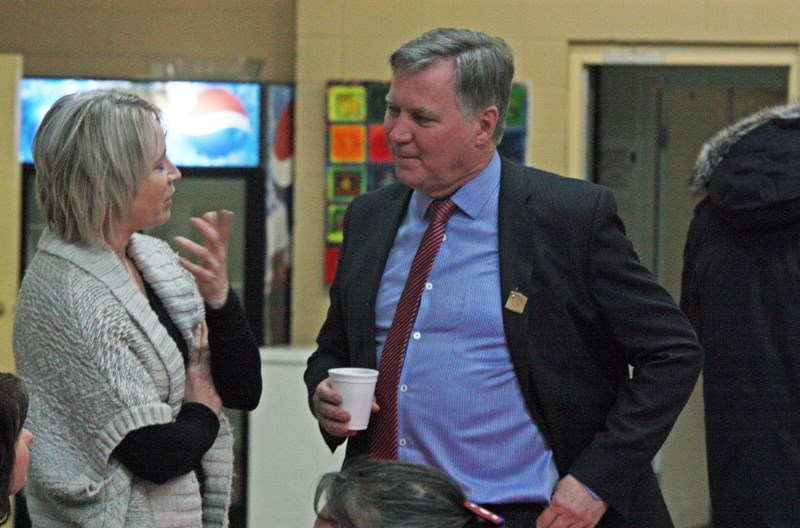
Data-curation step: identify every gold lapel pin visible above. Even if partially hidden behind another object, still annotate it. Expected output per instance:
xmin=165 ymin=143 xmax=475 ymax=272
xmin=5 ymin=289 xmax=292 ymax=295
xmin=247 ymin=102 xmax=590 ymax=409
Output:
xmin=504 ymin=289 xmax=528 ymax=314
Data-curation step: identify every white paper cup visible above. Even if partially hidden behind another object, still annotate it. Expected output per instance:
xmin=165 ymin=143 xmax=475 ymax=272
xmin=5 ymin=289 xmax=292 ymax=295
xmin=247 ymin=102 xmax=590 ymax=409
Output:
xmin=328 ymin=367 xmax=379 ymax=431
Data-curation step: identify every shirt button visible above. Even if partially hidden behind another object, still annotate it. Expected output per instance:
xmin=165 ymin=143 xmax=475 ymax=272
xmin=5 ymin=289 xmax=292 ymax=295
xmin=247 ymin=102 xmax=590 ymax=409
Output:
xmin=399 ymin=438 xmax=407 ymax=447
xmin=400 ymin=384 xmax=408 ymax=392
xmin=412 ymin=331 xmax=421 ymax=340
xmin=442 ymin=234 xmax=447 ymax=241
xmin=425 ymin=282 xmax=433 ymax=290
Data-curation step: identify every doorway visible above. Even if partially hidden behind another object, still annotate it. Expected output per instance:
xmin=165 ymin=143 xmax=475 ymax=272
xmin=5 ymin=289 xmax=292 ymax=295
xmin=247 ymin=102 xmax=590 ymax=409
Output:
xmin=592 ymin=64 xmax=788 ymax=527
xmin=593 ymin=65 xmax=787 ymax=295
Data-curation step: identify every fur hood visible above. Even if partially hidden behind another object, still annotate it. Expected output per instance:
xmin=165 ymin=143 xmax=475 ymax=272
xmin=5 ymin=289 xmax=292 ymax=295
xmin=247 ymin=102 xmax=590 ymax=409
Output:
xmin=689 ymin=99 xmax=800 ymax=229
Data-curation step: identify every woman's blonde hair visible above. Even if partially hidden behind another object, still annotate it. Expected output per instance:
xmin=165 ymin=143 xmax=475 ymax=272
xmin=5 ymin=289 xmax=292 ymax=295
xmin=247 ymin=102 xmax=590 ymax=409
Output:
xmin=33 ymin=89 xmax=163 ymax=246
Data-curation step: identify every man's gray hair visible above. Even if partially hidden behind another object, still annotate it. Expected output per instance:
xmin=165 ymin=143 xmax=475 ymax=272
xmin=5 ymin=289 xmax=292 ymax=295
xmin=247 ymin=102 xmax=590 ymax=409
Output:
xmin=390 ymin=27 xmax=514 ymax=143
xmin=314 ymin=458 xmax=479 ymax=528
xmin=33 ymin=89 xmax=162 ymax=247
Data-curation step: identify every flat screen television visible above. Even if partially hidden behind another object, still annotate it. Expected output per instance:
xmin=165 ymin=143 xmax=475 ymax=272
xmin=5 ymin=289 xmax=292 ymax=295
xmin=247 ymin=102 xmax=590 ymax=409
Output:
xmin=20 ymin=77 xmax=263 ymax=168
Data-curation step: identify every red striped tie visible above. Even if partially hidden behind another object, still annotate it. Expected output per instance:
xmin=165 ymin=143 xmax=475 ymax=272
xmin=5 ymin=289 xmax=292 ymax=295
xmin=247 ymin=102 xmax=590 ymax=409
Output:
xmin=370 ymin=198 xmax=457 ymax=459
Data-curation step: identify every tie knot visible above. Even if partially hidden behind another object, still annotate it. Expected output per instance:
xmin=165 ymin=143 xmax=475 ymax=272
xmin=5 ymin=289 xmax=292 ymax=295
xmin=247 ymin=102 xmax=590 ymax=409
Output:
xmin=428 ymin=199 xmax=457 ymax=224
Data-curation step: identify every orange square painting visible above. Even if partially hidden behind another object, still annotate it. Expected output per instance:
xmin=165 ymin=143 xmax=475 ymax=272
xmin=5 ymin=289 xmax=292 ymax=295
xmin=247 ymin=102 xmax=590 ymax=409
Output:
xmin=329 ymin=124 xmax=366 ymax=163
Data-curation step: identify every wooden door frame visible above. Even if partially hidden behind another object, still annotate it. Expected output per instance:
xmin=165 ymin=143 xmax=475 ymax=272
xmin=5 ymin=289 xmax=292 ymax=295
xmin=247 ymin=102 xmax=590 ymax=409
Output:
xmin=0 ymin=54 xmax=22 ymax=373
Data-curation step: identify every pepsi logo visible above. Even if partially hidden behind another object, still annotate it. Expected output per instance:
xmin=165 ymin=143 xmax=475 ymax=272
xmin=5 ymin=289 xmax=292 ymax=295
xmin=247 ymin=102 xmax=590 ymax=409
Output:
xmin=184 ymin=88 xmax=251 ymax=158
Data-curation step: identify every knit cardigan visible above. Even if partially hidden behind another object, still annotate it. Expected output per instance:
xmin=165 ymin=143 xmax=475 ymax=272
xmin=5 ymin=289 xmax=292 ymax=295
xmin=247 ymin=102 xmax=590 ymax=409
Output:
xmin=13 ymin=230 xmax=233 ymax=527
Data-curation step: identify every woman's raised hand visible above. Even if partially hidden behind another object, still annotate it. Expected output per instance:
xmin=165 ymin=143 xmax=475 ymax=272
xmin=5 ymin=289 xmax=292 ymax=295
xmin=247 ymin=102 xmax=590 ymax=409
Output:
xmin=174 ymin=210 xmax=233 ymax=309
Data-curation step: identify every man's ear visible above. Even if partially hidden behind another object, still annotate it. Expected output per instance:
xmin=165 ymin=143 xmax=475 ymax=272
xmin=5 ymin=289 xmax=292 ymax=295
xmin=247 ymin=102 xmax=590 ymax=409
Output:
xmin=474 ymin=105 xmax=500 ymax=146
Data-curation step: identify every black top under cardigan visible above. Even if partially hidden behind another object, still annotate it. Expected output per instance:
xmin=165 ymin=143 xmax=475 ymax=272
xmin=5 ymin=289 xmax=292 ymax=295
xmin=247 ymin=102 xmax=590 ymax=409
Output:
xmin=114 ymin=285 xmax=261 ymax=485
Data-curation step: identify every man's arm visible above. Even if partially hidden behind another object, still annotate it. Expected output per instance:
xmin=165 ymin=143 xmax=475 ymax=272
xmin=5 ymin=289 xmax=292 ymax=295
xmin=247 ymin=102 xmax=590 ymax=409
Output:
xmin=565 ymin=187 xmax=703 ymax=513
xmin=304 ymin=202 xmax=360 ymax=451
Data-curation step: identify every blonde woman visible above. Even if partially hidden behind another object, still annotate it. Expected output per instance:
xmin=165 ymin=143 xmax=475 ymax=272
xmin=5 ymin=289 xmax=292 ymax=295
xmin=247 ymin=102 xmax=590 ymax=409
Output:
xmin=14 ymin=89 xmax=261 ymax=527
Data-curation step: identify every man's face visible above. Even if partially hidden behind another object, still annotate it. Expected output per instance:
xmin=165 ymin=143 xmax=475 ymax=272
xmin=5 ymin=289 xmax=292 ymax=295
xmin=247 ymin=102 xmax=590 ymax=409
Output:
xmin=384 ymin=59 xmax=494 ymax=198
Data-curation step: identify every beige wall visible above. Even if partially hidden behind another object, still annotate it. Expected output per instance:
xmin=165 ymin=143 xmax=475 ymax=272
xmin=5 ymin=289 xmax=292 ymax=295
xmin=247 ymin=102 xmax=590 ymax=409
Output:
xmin=0 ymin=0 xmax=295 ymax=80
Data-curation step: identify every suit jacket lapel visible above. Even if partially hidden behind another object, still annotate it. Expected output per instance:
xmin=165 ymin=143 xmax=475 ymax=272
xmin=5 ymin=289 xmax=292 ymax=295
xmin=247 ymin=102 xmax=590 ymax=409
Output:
xmin=498 ymin=161 xmax=536 ymax=393
xmin=353 ymin=184 xmax=413 ymax=367
xmin=498 ymin=159 xmax=559 ymax=448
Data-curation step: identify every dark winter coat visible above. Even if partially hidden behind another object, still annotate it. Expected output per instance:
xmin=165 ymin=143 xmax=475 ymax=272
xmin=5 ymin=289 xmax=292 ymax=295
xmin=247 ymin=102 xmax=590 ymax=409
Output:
xmin=681 ymin=102 xmax=800 ymax=527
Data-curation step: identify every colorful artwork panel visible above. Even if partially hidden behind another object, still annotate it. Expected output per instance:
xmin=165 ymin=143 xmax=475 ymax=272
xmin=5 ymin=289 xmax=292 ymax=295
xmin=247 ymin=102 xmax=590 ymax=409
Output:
xmin=328 ymin=85 xmax=367 ymax=122
xmin=329 ymin=124 xmax=367 ymax=163
xmin=497 ymin=128 xmax=526 ymax=165
xmin=325 ymin=246 xmax=341 ymax=286
xmin=506 ymin=84 xmax=528 ymax=127
xmin=365 ymin=82 xmax=390 ymax=122
xmin=326 ymin=204 xmax=348 ymax=244
xmin=328 ymin=166 xmax=367 ymax=202
xmin=498 ymin=83 xmax=529 ymax=164
xmin=367 ymin=163 xmax=396 ymax=191
xmin=368 ymin=124 xmax=392 ymax=162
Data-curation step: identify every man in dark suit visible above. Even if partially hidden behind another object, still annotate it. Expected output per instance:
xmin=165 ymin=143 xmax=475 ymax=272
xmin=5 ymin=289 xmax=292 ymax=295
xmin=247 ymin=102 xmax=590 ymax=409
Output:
xmin=305 ymin=27 xmax=702 ymax=528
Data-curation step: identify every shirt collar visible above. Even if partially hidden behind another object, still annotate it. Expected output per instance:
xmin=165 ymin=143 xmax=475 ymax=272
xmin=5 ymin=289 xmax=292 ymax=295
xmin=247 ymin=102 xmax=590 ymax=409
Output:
xmin=413 ymin=151 xmax=501 ymax=220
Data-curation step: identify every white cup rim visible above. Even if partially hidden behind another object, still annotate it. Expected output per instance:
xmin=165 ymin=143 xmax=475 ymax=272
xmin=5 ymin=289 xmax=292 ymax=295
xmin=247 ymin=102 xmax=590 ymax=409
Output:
xmin=328 ymin=367 xmax=379 ymax=379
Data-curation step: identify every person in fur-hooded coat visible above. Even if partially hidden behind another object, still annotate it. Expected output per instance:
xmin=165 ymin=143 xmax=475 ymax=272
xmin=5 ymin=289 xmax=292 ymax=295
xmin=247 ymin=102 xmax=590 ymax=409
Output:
xmin=681 ymin=101 xmax=800 ymax=527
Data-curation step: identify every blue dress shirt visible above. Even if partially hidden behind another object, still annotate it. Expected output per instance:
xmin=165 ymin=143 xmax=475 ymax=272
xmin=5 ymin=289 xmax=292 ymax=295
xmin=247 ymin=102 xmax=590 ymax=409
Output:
xmin=374 ymin=152 xmax=560 ymax=504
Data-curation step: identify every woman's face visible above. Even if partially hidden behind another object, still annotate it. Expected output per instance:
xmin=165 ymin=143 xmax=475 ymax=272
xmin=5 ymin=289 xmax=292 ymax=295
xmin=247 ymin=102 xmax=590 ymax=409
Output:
xmin=9 ymin=427 xmax=32 ymax=495
xmin=124 ymin=119 xmax=181 ymax=233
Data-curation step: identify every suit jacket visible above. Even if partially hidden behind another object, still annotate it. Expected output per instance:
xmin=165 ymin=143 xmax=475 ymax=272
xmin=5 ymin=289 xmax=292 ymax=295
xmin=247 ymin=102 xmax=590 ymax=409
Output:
xmin=305 ymin=158 xmax=703 ymax=526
